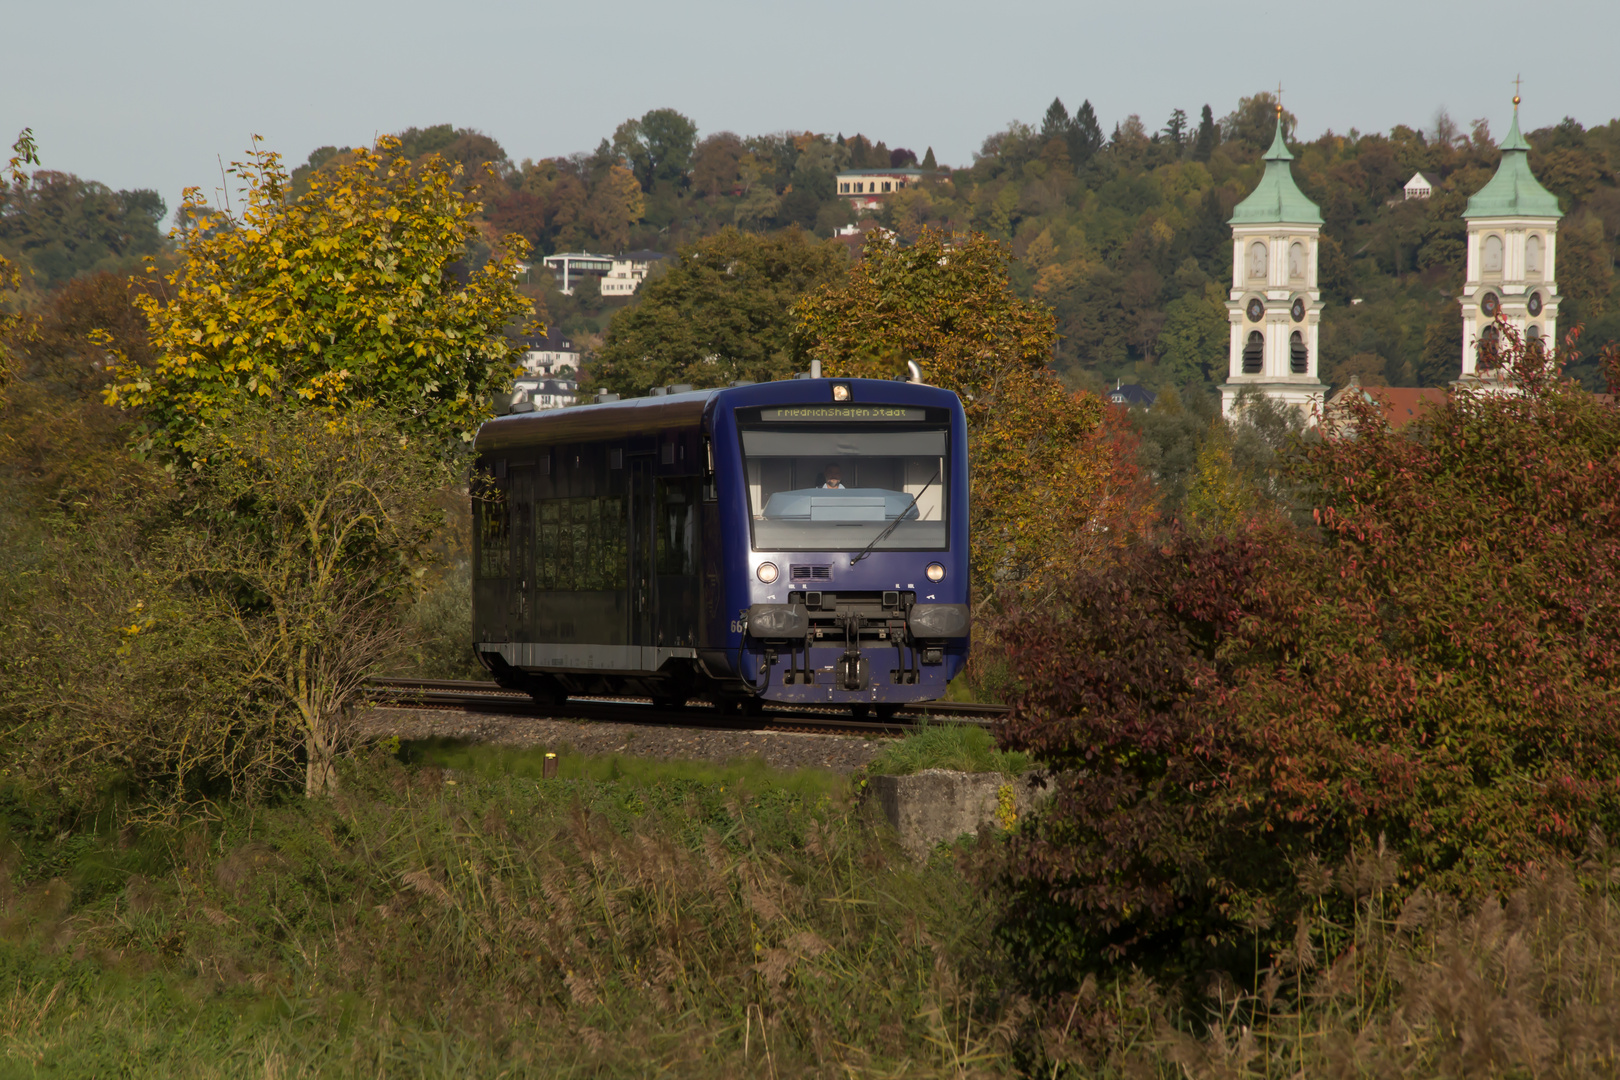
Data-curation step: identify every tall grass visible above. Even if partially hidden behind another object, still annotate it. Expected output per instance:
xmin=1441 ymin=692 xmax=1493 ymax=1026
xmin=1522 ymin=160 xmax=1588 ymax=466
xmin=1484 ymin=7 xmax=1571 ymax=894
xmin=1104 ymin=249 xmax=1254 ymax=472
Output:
xmin=6 ymin=752 xmax=1620 ymax=1077
xmin=1022 ymin=836 xmax=1620 ymax=1078
xmin=0 ymin=749 xmax=1015 ymax=1077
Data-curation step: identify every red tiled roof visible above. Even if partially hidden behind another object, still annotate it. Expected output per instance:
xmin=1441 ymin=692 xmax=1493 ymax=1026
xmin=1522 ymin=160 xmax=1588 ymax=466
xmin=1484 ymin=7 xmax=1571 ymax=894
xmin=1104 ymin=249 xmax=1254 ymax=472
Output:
xmin=1327 ymin=382 xmax=1447 ymax=429
xmin=1370 ymin=387 xmax=1447 ymax=428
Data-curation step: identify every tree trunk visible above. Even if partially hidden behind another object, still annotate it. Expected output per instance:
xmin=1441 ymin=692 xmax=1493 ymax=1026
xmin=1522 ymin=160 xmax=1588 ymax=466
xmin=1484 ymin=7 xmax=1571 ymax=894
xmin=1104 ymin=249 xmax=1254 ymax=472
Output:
xmin=305 ymin=726 xmax=338 ymax=797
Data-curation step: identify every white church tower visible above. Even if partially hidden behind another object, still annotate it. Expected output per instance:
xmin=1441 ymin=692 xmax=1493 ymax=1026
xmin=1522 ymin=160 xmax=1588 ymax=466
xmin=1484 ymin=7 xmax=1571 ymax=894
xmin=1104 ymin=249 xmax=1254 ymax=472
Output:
xmin=1456 ymin=95 xmax=1562 ymax=386
xmin=1220 ymin=108 xmax=1329 ymax=422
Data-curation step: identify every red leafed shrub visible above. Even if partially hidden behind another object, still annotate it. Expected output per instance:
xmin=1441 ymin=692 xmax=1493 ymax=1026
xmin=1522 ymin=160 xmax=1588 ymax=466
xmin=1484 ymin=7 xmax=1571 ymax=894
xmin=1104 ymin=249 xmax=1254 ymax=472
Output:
xmin=995 ymin=326 xmax=1620 ymax=988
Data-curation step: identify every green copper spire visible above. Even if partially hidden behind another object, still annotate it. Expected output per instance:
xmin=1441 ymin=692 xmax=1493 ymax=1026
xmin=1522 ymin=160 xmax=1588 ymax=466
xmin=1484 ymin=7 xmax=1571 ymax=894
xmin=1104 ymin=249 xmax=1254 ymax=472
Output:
xmin=1463 ymin=102 xmax=1561 ymax=219
xmin=1229 ymin=114 xmax=1322 ymax=225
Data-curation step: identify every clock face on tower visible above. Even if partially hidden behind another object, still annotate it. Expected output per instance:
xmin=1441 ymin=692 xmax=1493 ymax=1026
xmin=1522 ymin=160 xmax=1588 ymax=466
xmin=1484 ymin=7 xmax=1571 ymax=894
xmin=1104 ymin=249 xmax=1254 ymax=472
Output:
xmin=1290 ymin=298 xmax=1305 ymax=322
xmin=1481 ymin=292 xmax=1500 ymax=318
xmin=1527 ymin=292 xmax=1543 ymax=317
xmin=1246 ymin=298 xmax=1265 ymax=322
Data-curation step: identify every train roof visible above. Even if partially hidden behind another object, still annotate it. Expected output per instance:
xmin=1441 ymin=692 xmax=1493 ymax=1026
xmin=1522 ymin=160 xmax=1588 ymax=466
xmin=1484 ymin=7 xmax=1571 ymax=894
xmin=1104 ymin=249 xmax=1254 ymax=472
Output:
xmin=474 ymin=379 xmax=961 ymax=454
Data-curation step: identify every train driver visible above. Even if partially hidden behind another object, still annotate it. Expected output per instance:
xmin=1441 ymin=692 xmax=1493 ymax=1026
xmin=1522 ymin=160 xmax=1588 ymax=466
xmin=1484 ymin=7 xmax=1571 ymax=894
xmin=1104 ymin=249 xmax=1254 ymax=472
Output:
xmin=820 ymin=464 xmax=845 ymax=489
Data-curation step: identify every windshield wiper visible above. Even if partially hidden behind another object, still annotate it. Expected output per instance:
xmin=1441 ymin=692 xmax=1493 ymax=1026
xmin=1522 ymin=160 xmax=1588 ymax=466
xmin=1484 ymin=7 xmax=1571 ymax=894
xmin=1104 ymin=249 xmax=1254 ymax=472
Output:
xmin=850 ymin=468 xmax=939 ymax=566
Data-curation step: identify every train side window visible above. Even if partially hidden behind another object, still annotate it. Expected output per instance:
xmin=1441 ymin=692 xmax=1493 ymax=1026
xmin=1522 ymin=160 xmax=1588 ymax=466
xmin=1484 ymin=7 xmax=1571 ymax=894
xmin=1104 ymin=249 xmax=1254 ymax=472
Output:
xmin=535 ymin=496 xmax=626 ymax=591
xmin=537 ymin=500 xmax=559 ymax=586
xmin=474 ymin=474 xmax=510 ymax=579
xmin=656 ymin=479 xmax=699 ymax=575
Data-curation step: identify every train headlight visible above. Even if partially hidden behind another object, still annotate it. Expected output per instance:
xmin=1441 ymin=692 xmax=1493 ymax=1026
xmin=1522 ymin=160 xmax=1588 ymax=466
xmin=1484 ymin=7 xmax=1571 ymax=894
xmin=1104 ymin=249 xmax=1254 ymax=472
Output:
xmin=756 ymin=562 xmax=779 ymax=584
xmin=831 ymin=383 xmax=851 ymax=401
xmin=925 ymin=562 xmax=945 ymax=582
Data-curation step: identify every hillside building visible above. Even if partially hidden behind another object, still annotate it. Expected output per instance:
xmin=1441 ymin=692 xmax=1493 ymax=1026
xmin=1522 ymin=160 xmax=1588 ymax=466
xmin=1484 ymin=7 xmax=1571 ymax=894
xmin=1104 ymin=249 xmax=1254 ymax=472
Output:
xmin=542 ymin=250 xmax=666 ymax=297
xmin=835 ymin=168 xmax=940 ymax=211
xmin=512 ymin=376 xmax=578 ymax=411
xmin=1108 ymin=381 xmax=1156 ymax=408
xmin=519 ymin=329 xmax=580 ymax=377
xmin=600 ymin=250 xmax=667 ymax=297
xmin=1402 ymin=171 xmax=1442 ymax=200
xmin=1220 ymin=110 xmax=1329 ymax=423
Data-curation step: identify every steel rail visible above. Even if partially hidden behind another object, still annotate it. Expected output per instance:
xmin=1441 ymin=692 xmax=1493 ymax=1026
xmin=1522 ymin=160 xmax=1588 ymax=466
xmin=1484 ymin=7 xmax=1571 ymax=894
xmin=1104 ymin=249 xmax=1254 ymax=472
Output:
xmin=364 ymin=677 xmax=1007 ymax=736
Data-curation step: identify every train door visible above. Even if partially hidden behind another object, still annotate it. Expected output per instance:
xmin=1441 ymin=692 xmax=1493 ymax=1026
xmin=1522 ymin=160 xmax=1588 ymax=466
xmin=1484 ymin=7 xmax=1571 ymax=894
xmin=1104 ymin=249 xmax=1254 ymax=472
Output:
xmin=627 ymin=458 xmax=656 ymax=647
xmin=507 ymin=465 xmax=534 ymax=641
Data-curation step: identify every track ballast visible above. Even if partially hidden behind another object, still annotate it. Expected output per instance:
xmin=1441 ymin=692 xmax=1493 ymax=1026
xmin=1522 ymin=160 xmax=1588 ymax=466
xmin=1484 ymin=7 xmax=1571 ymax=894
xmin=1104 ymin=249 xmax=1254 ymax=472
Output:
xmin=366 ymin=677 xmax=1007 ymax=738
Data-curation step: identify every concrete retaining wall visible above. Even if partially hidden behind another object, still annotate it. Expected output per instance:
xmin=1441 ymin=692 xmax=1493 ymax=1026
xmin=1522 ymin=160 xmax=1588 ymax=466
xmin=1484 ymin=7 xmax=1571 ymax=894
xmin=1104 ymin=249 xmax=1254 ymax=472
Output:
xmin=866 ymin=769 xmax=1048 ymax=860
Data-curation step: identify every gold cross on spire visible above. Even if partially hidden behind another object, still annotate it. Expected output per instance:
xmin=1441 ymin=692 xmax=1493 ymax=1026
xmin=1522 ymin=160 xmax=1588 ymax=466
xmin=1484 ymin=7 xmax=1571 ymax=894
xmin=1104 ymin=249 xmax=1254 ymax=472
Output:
xmin=1275 ymin=81 xmax=1284 ymax=118
xmin=1513 ymin=73 xmax=1522 ymax=107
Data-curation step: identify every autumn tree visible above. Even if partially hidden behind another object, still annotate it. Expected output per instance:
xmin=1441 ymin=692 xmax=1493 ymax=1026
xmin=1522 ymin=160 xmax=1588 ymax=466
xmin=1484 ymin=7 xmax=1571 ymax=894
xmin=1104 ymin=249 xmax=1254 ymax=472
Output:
xmin=997 ymin=327 xmax=1620 ymax=986
xmin=692 ymin=132 xmax=746 ymax=198
xmin=106 ymin=137 xmax=534 ymax=457
xmin=0 ymin=129 xmax=40 ymax=403
xmin=792 ymin=227 xmax=1127 ymax=599
xmin=590 ymin=227 xmax=847 ymax=395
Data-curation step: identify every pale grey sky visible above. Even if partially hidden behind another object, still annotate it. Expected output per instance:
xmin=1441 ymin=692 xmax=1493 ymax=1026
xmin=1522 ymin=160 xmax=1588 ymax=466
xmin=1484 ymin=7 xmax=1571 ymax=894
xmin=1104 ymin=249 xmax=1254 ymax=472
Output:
xmin=6 ymin=0 xmax=1617 ymax=217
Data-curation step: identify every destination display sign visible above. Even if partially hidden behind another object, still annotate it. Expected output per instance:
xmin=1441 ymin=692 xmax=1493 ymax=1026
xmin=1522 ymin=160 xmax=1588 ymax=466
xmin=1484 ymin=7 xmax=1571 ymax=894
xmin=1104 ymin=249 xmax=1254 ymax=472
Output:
xmin=760 ymin=406 xmax=926 ymax=422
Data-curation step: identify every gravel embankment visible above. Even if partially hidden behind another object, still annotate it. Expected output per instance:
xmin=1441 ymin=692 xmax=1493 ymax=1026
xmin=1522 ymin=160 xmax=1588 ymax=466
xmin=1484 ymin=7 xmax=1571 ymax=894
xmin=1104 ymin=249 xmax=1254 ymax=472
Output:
xmin=358 ymin=706 xmax=891 ymax=773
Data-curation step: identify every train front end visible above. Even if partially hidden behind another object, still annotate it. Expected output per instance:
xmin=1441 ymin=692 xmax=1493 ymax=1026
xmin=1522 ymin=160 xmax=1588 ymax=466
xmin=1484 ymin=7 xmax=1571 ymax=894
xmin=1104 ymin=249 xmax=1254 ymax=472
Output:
xmin=707 ymin=378 xmax=970 ymax=709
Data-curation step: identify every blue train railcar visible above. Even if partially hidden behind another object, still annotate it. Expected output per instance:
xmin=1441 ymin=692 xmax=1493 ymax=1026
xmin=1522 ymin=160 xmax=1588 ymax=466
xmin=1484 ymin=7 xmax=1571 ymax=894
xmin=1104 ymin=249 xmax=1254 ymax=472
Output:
xmin=471 ymin=376 xmax=970 ymax=713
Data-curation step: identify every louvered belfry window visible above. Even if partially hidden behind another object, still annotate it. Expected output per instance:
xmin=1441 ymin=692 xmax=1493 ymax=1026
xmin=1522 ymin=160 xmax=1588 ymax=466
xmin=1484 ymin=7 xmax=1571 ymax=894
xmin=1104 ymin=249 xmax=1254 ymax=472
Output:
xmin=1243 ymin=331 xmax=1264 ymax=374
xmin=1290 ymin=331 xmax=1309 ymax=374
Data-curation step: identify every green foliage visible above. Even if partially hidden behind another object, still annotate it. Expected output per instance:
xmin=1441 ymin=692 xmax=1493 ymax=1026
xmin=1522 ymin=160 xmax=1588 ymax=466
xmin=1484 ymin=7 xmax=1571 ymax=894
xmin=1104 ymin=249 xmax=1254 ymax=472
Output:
xmin=0 ymin=458 xmax=280 ymax=810
xmin=402 ymin=557 xmax=482 ymax=679
xmin=108 ymin=137 xmax=534 ymax=457
xmin=590 ymin=226 xmax=847 ymax=395
xmin=861 ymin=721 xmax=1031 ymax=778
xmin=612 ymin=108 xmax=700 ymax=191
xmin=0 ymin=158 xmax=166 ymax=289
xmin=178 ymin=410 xmax=448 ymax=795
xmin=1155 ymin=285 xmax=1228 ymax=385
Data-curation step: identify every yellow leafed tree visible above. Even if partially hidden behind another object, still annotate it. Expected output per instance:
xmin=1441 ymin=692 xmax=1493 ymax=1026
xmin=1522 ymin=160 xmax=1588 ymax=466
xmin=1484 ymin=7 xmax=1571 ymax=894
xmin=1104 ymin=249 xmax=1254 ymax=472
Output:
xmin=107 ymin=136 xmax=534 ymax=457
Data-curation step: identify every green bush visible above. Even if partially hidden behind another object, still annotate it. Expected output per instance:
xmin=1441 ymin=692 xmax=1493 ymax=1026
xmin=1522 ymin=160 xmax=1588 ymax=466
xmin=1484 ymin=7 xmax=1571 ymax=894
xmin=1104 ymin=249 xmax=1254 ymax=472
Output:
xmin=863 ymin=720 xmax=1030 ymax=778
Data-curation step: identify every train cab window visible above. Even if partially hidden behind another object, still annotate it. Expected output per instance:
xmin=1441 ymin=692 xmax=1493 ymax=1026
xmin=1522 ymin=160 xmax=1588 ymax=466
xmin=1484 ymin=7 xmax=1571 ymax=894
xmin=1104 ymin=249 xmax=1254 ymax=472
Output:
xmin=474 ymin=476 xmax=510 ymax=579
xmin=740 ymin=426 xmax=948 ymax=552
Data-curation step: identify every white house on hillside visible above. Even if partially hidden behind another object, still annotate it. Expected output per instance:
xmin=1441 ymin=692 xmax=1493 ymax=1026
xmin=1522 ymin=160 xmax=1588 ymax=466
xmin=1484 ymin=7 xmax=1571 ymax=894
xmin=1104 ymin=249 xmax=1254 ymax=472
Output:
xmin=835 ymin=168 xmax=941 ymax=211
xmin=599 ymin=250 xmax=666 ymax=297
xmin=519 ymin=329 xmax=580 ymax=377
xmin=1403 ymin=171 xmax=1442 ymax=200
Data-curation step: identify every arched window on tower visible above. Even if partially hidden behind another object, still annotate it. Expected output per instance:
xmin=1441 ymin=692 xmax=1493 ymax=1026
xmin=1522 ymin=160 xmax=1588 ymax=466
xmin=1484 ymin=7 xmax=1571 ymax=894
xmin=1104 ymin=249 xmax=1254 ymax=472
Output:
xmin=1526 ymin=324 xmax=1543 ymax=358
xmin=1288 ymin=242 xmax=1306 ymax=281
xmin=1243 ymin=331 xmax=1264 ymax=374
xmin=1289 ymin=330 xmax=1308 ymax=374
xmin=1483 ymin=234 xmax=1504 ymax=274
xmin=1526 ymin=234 xmax=1543 ymax=276
xmin=1248 ymin=241 xmax=1267 ymax=280
xmin=1478 ymin=323 xmax=1501 ymax=368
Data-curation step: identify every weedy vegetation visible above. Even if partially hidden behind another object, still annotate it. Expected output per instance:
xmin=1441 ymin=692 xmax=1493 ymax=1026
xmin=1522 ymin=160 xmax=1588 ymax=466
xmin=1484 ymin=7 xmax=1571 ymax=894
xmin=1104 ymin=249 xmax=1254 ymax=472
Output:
xmin=860 ymin=720 xmax=1031 ymax=779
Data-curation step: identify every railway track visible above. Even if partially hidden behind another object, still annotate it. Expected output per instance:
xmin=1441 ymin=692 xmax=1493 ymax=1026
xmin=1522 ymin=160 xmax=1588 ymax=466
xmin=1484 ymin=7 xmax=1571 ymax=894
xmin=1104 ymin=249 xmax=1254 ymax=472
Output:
xmin=365 ymin=677 xmax=1008 ymax=737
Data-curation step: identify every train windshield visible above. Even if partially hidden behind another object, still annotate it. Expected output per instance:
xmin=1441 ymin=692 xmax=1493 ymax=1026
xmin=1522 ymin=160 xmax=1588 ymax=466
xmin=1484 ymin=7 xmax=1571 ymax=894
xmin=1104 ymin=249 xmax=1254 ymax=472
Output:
xmin=740 ymin=426 xmax=948 ymax=551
